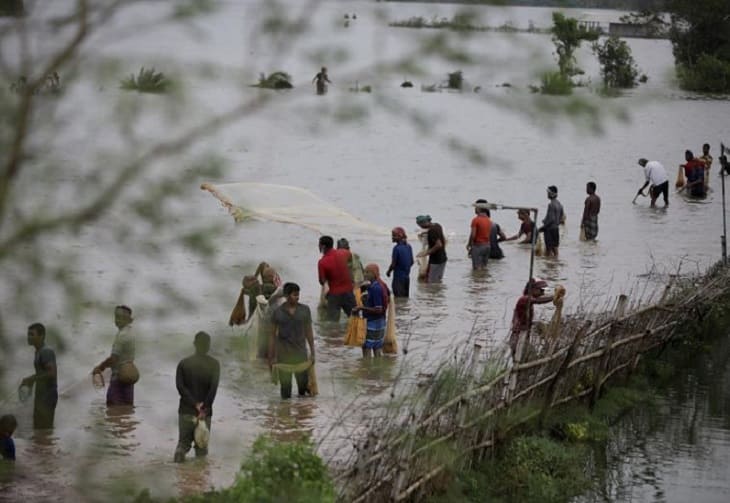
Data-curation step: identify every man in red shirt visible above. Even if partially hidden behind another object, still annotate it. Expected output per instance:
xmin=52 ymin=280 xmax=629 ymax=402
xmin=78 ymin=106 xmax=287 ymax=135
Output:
xmin=318 ymin=235 xmax=356 ymax=322
xmin=509 ymin=278 xmax=554 ymax=359
xmin=680 ymin=149 xmax=706 ymax=198
xmin=466 ymin=198 xmax=492 ymax=270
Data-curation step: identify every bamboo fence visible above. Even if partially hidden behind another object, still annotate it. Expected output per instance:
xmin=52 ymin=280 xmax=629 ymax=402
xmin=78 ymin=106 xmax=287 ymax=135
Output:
xmin=337 ymin=263 xmax=730 ymax=502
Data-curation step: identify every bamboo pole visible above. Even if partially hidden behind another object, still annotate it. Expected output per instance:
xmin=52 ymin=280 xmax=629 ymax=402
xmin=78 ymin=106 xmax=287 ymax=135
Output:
xmin=591 ymin=295 xmax=628 ymax=407
xmin=540 ymin=321 xmax=591 ymax=426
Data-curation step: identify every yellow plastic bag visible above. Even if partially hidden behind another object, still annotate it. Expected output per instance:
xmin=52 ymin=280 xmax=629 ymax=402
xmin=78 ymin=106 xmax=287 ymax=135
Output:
xmin=383 ymin=295 xmax=398 ymax=355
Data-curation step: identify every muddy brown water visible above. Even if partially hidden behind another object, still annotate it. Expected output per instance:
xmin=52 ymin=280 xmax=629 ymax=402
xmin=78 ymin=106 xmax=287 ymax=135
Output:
xmin=1 ymin=0 xmax=729 ymax=501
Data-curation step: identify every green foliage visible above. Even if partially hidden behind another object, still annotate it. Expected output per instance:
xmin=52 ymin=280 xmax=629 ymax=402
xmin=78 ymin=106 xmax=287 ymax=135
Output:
xmin=389 ymin=15 xmax=547 ymax=34
xmin=0 ymin=0 xmax=24 ymax=17
xmin=550 ymin=12 xmax=599 ymax=77
xmin=255 ymin=71 xmax=293 ymax=89
xmin=592 ymin=36 xmax=640 ymax=88
xmin=668 ymin=0 xmax=730 ymax=92
xmin=540 ymin=71 xmax=573 ymax=95
xmin=488 ymin=436 xmax=590 ymax=503
xmin=447 ymin=70 xmax=463 ymax=90
xmin=119 ymin=67 xmax=172 ymax=94
xmin=173 ymin=0 xmax=217 ymax=19
xmin=676 ymin=54 xmax=730 ymax=93
xmin=177 ymin=436 xmax=334 ymax=503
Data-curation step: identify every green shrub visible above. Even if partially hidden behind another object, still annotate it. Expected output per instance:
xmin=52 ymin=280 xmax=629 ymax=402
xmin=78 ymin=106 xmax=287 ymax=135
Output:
xmin=490 ymin=436 xmax=590 ymax=502
xmin=540 ymin=71 xmax=573 ymax=95
xmin=676 ymin=54 xmax=730 ymax=93
xmin=120 ymin=67 xmax=171 ymax=93
xmin=0 ymin=0 xmax=24 ymax=17
xmin=592 ymin=36 xmax=639 ymax=88
xmin=447 ymin=70 xmax=463 ymax=90
xmin=181 ymin=436 xmax=334 ymax=503
xmin=255 ymin=71 xmax=293 ymax=89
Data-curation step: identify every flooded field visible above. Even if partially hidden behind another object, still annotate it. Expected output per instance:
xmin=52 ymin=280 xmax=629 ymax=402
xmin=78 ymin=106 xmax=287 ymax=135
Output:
xmin=1 ymin=0 xmax=729 ymax=501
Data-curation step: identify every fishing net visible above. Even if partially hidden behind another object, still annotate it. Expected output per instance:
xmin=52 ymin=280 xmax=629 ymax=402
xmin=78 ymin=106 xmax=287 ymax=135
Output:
xmin=201 ymin=182 xmax=390 ymax=238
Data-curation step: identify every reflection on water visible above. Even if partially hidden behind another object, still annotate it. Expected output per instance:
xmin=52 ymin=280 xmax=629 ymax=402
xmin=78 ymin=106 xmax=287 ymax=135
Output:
xmin=175 ymin=457 xmax=212 ymax=499
xmin=3 ymin=0 xmax=730 ymax=500
xmin=579 ymin=334 xmax=730 ymax=503
xmin=264 ymin=399 xmax=317 ymax=443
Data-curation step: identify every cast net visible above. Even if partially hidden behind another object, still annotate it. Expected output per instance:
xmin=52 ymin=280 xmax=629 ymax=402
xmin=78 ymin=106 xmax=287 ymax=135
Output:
xmin=201 ymin=182 xmax=390 ymax=238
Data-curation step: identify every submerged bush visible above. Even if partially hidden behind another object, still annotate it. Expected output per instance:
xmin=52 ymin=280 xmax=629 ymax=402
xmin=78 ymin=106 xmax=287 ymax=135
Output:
xmin=447 ymin=70 xmax=463 ymax=90
xmin=676 ymin=54 xmax=730 ymax=93
xmin=540 ymin=71 xmax=573 ymax=95
xmin=592 ymin=36 xmax=640 ymax=89
xmin=255 ymin=71 xmax=293 ymax=89
xmin=120 ymin=67 xmax=171 ymax=93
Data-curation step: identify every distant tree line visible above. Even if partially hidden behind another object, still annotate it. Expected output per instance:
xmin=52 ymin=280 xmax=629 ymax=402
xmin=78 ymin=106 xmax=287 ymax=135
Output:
xmin=384 ymin=0 xmax=668 ymax=10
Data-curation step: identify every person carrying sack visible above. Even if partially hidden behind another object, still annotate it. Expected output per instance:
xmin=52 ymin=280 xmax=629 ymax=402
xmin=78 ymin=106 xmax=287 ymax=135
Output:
xmin=92 ymin=305 xmax=137 ymax=407
xmin=174 ymin=331 xmax=220 ymax=463
xmin=352 ymin=264 xmax=390 ymax=358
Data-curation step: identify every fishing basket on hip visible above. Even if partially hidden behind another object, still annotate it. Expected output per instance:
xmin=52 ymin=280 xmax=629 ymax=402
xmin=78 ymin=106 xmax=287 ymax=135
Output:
xmin=118 ymin=361 xmax=140 ymax=385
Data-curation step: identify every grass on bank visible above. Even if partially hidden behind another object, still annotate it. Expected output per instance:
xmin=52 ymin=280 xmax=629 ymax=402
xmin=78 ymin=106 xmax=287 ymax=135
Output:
xmin=120 ymin=67 xmax=172 ymax=94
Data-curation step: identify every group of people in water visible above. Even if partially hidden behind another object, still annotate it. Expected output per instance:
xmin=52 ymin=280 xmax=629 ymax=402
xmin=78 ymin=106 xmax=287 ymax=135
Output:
xmin=636 ymin=143 xmax=724 ymax=207
xmin=4 ymin=144 xmax=728 ymax=467
xmin=1 ymin=306 xmax=220 ymax=464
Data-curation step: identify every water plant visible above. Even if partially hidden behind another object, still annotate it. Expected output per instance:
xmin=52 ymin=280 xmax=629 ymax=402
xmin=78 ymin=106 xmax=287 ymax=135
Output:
xmin=592 ymin=36 xmax=640 ymax=89
xmin=254 ymin=71 xmax=293 ymax=89
xmin=540 ymin=71 xmax=573 ymax=95
xmin=447 ymin=70 xmax=463 ymax=90
xmin=119 ymin=67 xmax=171 ymax=93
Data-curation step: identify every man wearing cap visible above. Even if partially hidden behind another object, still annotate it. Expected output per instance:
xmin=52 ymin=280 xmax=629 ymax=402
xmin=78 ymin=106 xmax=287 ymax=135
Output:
xmin=637 ymin=158 xmax=668 ymax=208
xmin=509 ymin=278 xmax=554 ymax=358
xmin=467 ymin=199 xmax=493 ymax=270
xmin=538 ymin=186 xmax=564 ymax=257
xmin=174 ymin=331 xmax=220 ymax=462
xmin=416 ymin=215 xmax=448 ymax=283
xmin=318 ymin=236 xmax=356 ymax=321
xmin=386 ymin=227 xmax=414 ymax=298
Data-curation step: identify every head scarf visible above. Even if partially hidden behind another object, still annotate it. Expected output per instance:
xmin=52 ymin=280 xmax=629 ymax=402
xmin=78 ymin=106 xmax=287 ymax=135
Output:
xmin=547 ymin=186 xmax=558 ymax=198
xmin=416 ymin=215 xmax=431 ymax=225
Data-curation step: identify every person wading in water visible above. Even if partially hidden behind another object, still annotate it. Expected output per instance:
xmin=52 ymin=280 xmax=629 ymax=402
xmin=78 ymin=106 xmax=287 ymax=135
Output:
xmin=312 ymin=67 xmax=332 ymax=95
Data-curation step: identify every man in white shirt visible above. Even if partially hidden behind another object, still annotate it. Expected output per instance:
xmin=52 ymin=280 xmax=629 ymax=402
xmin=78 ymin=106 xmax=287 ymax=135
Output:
xmin=637 ymin=158 xmax=669 ymax=208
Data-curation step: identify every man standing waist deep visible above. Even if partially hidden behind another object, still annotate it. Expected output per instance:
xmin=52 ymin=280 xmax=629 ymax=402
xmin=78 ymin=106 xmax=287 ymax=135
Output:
xmin=21 ymin=323 xmax=58 ymax=429
xmin=93 ymin=305 xmax=136 ymax=407
xmin=174 ymin=331 xmax=220 ymax=463
xmin=318 ymin=235 xmax=356 ymax=321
